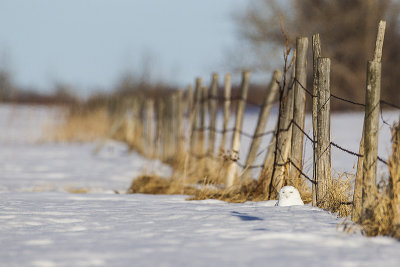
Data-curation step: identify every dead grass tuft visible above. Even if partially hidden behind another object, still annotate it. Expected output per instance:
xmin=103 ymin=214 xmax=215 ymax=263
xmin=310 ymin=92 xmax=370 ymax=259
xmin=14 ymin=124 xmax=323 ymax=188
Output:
xmin=48 ymin=107 xmax=112 ymax=142
xmin=317 ymin=173 xmax=353 ymax=217
xmin=127 ymin=174 xmax=197 ymax=195
xmin=360 ymin=121 xmax=400 ymax=238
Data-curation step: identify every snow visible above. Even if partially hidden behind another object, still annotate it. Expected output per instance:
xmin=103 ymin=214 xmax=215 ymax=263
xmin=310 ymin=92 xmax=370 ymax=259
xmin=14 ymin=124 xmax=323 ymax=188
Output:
xmin=275 ymin=186 xmax=304 ymax=206
xmin=1 ymin=104 xmax=400 ymax=267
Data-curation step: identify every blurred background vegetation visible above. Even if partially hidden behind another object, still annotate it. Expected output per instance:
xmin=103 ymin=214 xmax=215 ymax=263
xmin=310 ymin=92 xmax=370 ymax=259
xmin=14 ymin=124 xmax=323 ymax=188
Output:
xmin=1 ymin=0 xmax=399 ymax=110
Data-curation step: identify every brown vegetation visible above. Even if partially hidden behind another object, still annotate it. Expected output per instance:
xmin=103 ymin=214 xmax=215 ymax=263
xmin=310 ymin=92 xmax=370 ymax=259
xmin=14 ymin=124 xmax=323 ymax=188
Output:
xmin=360 ymin=121 xmax=400 ymax=238
xmin=234 ymin=0 xmax=400 ymax=110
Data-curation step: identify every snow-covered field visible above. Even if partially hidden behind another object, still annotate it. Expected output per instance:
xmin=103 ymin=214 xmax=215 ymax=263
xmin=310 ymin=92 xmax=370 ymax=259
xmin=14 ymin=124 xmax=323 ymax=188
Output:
xmin=1 ymin=104 xmax=400 ymax=267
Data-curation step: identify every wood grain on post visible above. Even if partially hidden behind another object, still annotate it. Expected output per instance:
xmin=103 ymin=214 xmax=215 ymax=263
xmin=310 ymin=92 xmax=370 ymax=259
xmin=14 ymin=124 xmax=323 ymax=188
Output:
xmin=360 ymin=21 xmax=385 ymax=222
xmin=226 ymin=71 xmax=250 ymax=187
xmin=269 ymin=56 xmax=296 ymax=198
xmin=175 ymin=91 xmax=185 ymax=157
xmin=156 ymin=99 xmax=165 ymax=159
xmin=352 ymin=124 xmax=365 ymax=223
xmin=312 ymin=33 xmax=321 ymax=206
xmin=199 ymin=86 xmax=208 ymax=157
xmin=219 ymin=74 xmax=232 ymax=154
xmin=145 ymin=99 xmax=155 ymax=158
xmin=361 ymin=60 xmax=381 ymax=221
xmin=270 ymin=77 xmax=294 ymax=197
xmin=207 ymin=73 xmax=219 ymax=157
xmin=243 ymin=70 xmax=281 ymax=180
xmin=289 ymin=37 xmax=309 ymax=182
xmin=316 ymin=57 xmax=331 ymax=203
xmin=186 ymin=84 xmax=194 ymax=150
xmin=190 ymin=78 xmax=202 ymax=156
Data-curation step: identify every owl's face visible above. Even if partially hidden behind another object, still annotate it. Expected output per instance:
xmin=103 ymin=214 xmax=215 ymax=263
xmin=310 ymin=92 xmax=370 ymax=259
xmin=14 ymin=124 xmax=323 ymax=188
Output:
xmin=277 ymin=186 xmax=304 ymax=206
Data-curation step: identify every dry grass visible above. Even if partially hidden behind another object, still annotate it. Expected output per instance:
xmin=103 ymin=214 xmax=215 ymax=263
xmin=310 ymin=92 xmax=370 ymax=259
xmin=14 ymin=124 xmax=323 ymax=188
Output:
xmin=317 ymin=173 xmax=353 ymax=217
xmin=48 ymin=107 xmax=112 ymax=142
xmin=359 ymin=122 xmax=400 ymax=238
xmin=127 ymin=174 xmax=197 ymax=196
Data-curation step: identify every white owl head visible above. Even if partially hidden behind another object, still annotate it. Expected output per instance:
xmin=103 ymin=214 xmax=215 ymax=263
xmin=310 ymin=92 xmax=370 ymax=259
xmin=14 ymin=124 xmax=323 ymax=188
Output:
xmin=275 ymin=186 xmax=304 ymax=207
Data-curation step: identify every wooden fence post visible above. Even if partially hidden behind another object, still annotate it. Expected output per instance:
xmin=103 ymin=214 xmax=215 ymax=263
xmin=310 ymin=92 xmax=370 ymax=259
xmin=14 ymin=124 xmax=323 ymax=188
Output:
xmin=226 ymin=71 xmax=250 ymax=187
xmin=190 ymin=78 xmax=202 ymax=156
xmin=269 ymin=76 xmax=294 ymax=197
xmin=316 ymin=57 xmax=331 ymax=203
xmin=312 ymin=33 xmax=321 ymax=206
xmin=352 ymin=126 xmax=365 ymax=222
xmin=269 ymin=56 xmax=296 ymax=198
xmin=354 ymin=20 xmax=385 ymax=223
xmin=176 ymin=90 xmax=185 ymax=157
xmin=207 ymin=73 xmax=219 ymax=157
xmin=243 ymin=70 xmax=282 ymax=180
xmin=361 ymin=60 xmax=381 ymax=221
xmin=361 ymin=20 xmax=385 ymax=222
xmin=145 ymin=98 xmax=155 ymax=158
xmin=199 ymin=86 xmax=208 ymax=157
xmin=289 ymin=37 xmax=309 ymax=182
xmin=156 ymin=99 xmax=165 ymax=159
xmin=219 ymin=74 xmax=232 ymax=154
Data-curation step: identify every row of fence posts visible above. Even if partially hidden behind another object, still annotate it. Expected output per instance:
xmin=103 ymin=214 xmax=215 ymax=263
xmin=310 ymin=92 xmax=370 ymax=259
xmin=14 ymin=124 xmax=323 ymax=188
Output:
xmin=122 ymin=20 xmax=398 ymax=224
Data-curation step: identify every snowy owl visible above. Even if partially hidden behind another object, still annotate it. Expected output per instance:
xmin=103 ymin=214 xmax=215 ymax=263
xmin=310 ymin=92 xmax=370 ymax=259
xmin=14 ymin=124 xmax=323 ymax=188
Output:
xmin=275 ymin=186 xmax=304 ymax=206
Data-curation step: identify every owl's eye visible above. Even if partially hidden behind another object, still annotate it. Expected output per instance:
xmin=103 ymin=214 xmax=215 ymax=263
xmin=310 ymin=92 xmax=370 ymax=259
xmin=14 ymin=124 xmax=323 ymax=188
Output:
xmin=289 ymin=191 xmax=293 ymax=193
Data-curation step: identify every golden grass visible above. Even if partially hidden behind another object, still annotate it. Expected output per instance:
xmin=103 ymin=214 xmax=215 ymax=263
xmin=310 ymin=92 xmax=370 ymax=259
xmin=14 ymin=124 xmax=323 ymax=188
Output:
xmin=48 ymin=107 xmax=112 ymax=142
xmin=359 ymin=121 xmax=400 ymax=238
xmin=317 ymin=173 xmax=353 ymax=217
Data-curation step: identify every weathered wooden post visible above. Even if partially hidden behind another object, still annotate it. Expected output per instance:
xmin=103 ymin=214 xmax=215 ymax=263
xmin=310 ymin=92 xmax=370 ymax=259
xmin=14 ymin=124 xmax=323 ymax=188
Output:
xmin=145 ymin=98 xmax=155 ymax=158
xmin=352 ymin=126 xmax=365 ymax=222
xmin=156 ymin=99 xmax=165 ymax=159
xmin=219 ymin=74 xmax=232 ymax=154
xmin=207 ymin=73 xmax=219 ymax=157
xmin=170 ymin=92 xmax=180 ymax=159
xmin=176 ymin=90 xmax=185 ymax=157
xmin=289 ymin=37 xmax=308 ymax=182
xmin=316 ymin=57 xmax=331 ymax=203
xmin=199 ymin=86 xmax=208 ymax=157
xmin=312 ymin=33 xmax=321 ymax=206
xmin=269 ymin=76 xmax=294 ymax=197
xmin=269 ymin=55 xmax=296 ymax=198
xmin=354 ymin=21 xmax=386 ymax=223
xmin=243 ymin=70 xmax=282 ymax=180
xmin=190 ymin=78 xmax=202 ymax=156
xmin=361 ymin=20 xmax=385 ymax=222
xmin=226 ymin=71 xmax=250 ymax=187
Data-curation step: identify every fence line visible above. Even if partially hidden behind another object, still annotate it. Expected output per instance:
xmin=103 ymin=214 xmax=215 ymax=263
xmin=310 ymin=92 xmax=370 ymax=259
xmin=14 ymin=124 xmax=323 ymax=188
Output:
xmin=122 ymin=21 xmax=398 ymax=222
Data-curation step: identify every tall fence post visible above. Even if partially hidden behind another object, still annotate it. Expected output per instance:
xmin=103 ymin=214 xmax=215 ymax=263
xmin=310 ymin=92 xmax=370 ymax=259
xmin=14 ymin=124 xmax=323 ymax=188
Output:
xmin=219 ymin=74 xmax=232 ymax=154
xmin=361 ymin=60 xmax=382 ymax=220
xmin=186 ymin=84 xmax=194 ymax=151
xmin=226 ymin=71 xmax=250 ymax=187
xmin=199 ymin=86 xmax=208 ymax=157
xmin=156 ymin=98 xmax=164 ymax=159
xmin=176 ymin=90 xmax=185 ymax=157
xmin=289 ymin=37 xmax=308 ymax=183
xmin=316 ymin=57 xmax=331 ymax=203
xmin=243 ymin=70 xmax=282 ymax=180
xmin=190 ymin=78 xmax=202 ymax=157
xmin=361 ymin=20 xmax=385 ymax=222
xmin=207 ymin=73 xmax=219 ymax=157
xmin=312 ymin=33 xmax=321 ymax=206
xmin=352 ymin=125 xmax=365 ymax=222
xmin=145 ymin=98 xmax=155 ymax=158
xmin=269 ymin=56 xmax=296 ymax=198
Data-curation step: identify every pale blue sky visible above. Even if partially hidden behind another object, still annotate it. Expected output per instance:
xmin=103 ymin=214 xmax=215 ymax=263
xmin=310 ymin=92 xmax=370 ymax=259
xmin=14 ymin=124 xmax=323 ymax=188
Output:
xmin=0 ymin=0 xmax=248 ymax=95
